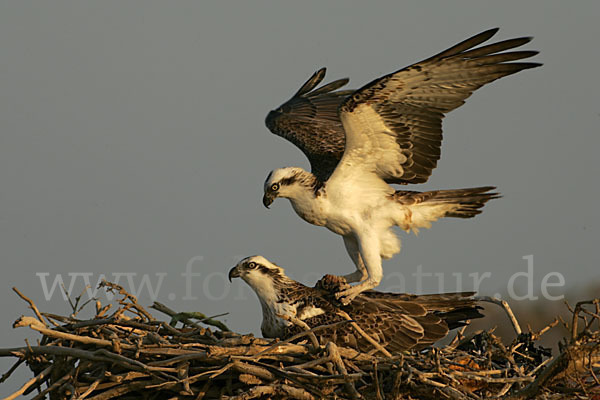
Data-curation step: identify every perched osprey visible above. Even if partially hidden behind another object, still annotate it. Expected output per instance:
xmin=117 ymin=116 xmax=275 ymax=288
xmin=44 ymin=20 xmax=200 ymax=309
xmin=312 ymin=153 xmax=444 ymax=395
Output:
xmin=262 ymin=28 xmax=540 ymax=304
xmin=228 ymin=256 xmax=483 ymax=353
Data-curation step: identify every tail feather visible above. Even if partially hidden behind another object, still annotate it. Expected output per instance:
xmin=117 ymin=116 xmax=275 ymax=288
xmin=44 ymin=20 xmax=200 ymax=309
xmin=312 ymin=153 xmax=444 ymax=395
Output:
xmin=431 ymin=186 xmax=501 ymax=218
xmin=437 ymin=306 xmax=485 ymax=330
xmin=395 ymin=186 xmax=501 ymax=221
xmin=364 ymin=291 xmax=484 ymax=329
xmin=365 ymin=291 xmax=485 ymax=348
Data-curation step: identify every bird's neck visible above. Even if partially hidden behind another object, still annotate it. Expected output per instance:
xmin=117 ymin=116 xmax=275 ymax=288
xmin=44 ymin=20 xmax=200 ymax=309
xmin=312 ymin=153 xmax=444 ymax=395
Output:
xmin=254 ymin=279 xmax=307 ymax=338
xmin=283 ymin=174 xmax=328 ymax=225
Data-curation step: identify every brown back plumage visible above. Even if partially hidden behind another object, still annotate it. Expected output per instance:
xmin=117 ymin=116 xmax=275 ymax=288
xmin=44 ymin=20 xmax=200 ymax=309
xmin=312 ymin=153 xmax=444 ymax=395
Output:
xmin=283 ymin=275 xmax=483 ymax=353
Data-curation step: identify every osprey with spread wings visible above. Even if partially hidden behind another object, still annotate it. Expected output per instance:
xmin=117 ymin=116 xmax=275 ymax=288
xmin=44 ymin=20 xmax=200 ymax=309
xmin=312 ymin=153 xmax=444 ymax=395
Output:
xmin=261 ymin=29 xmax=540 ymax=304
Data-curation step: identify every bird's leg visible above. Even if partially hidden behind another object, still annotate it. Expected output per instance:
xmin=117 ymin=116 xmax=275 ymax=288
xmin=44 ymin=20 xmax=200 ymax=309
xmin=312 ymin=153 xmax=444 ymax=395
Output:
xmin=342 ymin=268 xmax=368 ymax=284
xmin=336 ymin=234 xmax=383 ymax=305
xmin=342 ymin=235 xmax=369 ymax=283
xmin=342 ymin=255 xmax=368 ymax=283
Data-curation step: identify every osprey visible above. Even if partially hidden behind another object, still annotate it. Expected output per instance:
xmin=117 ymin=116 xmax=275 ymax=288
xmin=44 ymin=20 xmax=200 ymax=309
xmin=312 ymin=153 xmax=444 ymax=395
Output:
xmin=262 ymin=28 xmax=540 ymax=304
xmin=228 ymin=256 xmax=483 ymax=353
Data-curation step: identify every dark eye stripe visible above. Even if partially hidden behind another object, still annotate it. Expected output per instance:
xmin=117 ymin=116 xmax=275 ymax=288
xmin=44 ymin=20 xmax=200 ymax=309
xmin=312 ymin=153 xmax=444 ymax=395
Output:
xmin=257 ymin=265 xmax=281 ymax=276
xmin=279 ymin=176 xmax=297 ymax=186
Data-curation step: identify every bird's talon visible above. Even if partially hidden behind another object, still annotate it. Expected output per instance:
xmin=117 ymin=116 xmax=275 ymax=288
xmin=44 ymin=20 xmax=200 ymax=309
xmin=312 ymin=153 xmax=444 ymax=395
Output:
xmin=339 ymin=297 xmax=352 ymax=306
xmin=334 ymin=289 xmax=357 ymax=305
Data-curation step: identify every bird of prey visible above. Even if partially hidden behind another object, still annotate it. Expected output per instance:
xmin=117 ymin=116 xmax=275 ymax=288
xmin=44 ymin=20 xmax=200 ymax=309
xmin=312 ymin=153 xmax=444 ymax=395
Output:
xmin=228 ymin=256 xmax=483 ymax=353
xmin=262 ymin=28 xmax=540 ymax=304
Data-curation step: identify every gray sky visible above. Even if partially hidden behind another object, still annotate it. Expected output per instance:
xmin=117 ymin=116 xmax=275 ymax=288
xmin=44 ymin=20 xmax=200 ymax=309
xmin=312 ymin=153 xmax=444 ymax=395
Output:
xmin=1 ymin=1 xmax=599 ymax=395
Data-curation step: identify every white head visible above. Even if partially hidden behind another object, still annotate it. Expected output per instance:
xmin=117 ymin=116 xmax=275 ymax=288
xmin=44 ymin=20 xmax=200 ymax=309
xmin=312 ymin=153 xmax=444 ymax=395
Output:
xmin=228 ymin=255 xmax=297 ymax=337
xmin=262 ymin=167 xmax=316 ymax=208
xmin=228 ymin=255 xmax=291 ymax=302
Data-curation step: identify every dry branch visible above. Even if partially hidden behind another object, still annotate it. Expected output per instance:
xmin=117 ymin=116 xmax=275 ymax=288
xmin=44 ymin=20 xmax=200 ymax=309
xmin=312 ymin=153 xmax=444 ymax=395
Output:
xmin=1 ymin=283 xmax=599 ymax=399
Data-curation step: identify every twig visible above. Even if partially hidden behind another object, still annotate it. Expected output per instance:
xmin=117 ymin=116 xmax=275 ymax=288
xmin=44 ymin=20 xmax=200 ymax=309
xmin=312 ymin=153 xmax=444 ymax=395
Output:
xmin=284 ymin=356 xmax=331 ymax=371
xmin=0 ymin=358 xmax=24 ymax=384
xmin=504 ymin=347 xmax=576 ymax=400
xmin=240 ymin=359 xmax=325 ymax=396
xmin=531 ymin=317 xmax=559 ymax=340
xmin=65 ymin=284 xmax=96 ymax=317
xmin=99 ymin=280 xmax=154 ymax=321
xmin=2 ymin=365 xmax=52 ymax=400
xmin=335 ymin=309 xmax=393 ymax=358
xmin=12 ymin=287 xmax=48 ymax=327
xmin=13 ymin=316 xmax=136 ymax=350
xmin=448 ymin=370 xmax=534 ymax=383
xmin=170 ymin=310 xmax=231 ymax=332
xmin=151 ymin=302 xmax=229 ymax=331
xmin=30 ymin=368 xmax=75 ymax=400
xmin=326 ymin=342 xmax=361 ymax=399
xmin=229 ymin=384 xmax=315 ymax=400
xmin=277 ymin=313 xmax=320 ymax=350
xmin=447 ymin=325 xmax=468 ymax=350
xmin=76 ymin=376 xmax=103 ymax=400
xmin=475 ymin=296 xmax=522 ymax=335
xmin=232 ymin=360 xmax=276 ymax=381
xmin=373 ymin=359 xmax=383 ymax=400
xmin=86 ymin=380 xmax=155 ymax=400
xmin=195 ymin=380 xmax=211 ymax=400
xmin=571 ymin=300 xmax=598 ymax=341
xmin=250 ymin=320 xmax=350 ymax=359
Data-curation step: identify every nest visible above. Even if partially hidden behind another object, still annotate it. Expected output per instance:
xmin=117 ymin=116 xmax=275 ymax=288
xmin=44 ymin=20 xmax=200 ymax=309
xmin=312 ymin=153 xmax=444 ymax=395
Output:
xmin=1 ymin=281 xmax=599 ymax=400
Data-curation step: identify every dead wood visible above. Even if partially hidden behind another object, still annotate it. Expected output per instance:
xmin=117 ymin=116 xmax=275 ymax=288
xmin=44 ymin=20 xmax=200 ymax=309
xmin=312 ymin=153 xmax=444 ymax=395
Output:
xmin=1 ymin=283 xmax=599 ymax=399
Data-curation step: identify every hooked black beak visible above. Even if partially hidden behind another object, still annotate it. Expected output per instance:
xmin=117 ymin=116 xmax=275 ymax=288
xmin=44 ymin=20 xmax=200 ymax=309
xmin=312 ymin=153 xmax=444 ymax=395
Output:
xmin=262 ymin=193 xmax=275 ymax=209
xmin=228 ymin=266 xmax=241 ymax=282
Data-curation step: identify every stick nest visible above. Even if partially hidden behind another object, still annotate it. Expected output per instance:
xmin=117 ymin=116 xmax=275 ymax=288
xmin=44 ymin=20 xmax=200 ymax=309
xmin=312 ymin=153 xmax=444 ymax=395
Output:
xmin=1 ymin=281 xmax=599 ymax=399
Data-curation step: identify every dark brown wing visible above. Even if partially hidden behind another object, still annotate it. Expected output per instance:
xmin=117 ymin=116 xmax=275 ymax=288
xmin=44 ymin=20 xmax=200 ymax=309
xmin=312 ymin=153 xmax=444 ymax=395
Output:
xmin=298 ymin=295 xmax=452 ymax=353
xmin=285 ymin=280 xmax=483 ymax=353
xmin=362 ymin=290 xmax=478 ymax=311
xmin=265 ymin=68 xmax=353 ymax=181
xmin=286 ymin=294 xmax=433 ymax=353
xmin=335 ymin=28 xmax=541 ymax=185
xmin=342 ymin=297 xmax=443 ymax=353
xmin=361 ymin=291 xmax=484 ymax=330
xmin=296 ymin=276 xmax=484 ymax=352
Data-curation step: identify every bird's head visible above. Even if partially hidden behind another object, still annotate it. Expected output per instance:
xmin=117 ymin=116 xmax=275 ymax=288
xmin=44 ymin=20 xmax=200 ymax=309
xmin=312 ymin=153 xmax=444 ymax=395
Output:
xmin=229 ymin=256 xmax=309 ymax=338
xmin=228 ymin=255 xmax=292 ymax=300
xmin=262 ymin=167 xmax=312 ymax=208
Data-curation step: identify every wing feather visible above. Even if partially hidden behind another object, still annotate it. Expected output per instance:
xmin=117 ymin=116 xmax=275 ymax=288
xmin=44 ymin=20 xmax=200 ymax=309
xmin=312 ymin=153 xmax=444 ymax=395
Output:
xmin=335 ymin=29 xmax=541 ymax=184
xmin=303 ymin=276 xmax=484 ymax=352
xmin=265 ymin=68 xmax=353 ymax=181
xmin=421 ymin=28 xmax=501 ymax=61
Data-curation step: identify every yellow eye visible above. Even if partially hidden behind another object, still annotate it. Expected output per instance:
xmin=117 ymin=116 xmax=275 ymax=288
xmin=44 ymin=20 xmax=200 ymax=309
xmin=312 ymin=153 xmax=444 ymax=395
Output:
xmin=248 ymin=262 xmax=257 ymax=269
xmin=271 ymin=183 xmax=280 ymax=191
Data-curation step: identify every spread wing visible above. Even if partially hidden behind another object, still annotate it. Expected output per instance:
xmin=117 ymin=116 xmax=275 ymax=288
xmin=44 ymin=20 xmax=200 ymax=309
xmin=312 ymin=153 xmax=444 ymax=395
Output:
xmin=333 ymin=28 xmax=541 ymax=185
xmin=265 ymin=68 xmax=353 ymax=181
